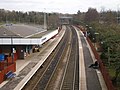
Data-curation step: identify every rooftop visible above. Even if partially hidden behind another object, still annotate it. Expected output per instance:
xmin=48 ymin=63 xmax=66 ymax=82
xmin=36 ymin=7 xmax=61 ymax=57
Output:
xmin=0 ymin=24 xmax=46 ymax=38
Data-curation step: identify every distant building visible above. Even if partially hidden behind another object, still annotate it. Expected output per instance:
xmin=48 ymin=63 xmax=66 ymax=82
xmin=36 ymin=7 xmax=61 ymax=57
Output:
xmin=59 ymin=16 xmax=73 ymax=25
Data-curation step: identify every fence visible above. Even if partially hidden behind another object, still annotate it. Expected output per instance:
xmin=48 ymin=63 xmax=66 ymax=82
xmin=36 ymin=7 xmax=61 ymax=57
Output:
xmin=0 ymin=62 xmax=16 ymax=83
xmin=87 ymin=37 xmax=115 ymax=90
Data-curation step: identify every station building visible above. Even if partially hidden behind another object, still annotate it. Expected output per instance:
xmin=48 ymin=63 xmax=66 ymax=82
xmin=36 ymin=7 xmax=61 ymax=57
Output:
xmin=0 ymin=24 xmax=58 ymax=83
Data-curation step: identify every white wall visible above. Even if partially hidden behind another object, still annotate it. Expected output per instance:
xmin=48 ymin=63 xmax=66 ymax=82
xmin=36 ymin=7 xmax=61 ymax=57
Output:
xmin=0 ymin=30 xmax=58 ymax=45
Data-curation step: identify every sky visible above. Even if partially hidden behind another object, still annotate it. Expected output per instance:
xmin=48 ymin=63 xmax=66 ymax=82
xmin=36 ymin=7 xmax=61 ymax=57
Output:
xmin=0 ymin=0 xmax=120 ymax=14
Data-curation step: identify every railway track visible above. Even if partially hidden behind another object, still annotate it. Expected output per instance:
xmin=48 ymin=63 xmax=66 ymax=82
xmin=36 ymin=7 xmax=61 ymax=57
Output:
xmin=33 ymin=28 xmax=70 ymax=90
xmin=22 ymin=26 xmax=71 ymax=90
xmin=45 ymin=26 xmax=79 ymax=90
xmin=59 ymin=26 xmax=79 ymax=90
xmin=22 ymin=25 xmax=79 ymax=90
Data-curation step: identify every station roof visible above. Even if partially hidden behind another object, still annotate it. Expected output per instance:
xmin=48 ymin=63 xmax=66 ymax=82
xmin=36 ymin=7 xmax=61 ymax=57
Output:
xmin=0 ymin=24 xmax=46 ymax=38
xmin=0 ymin=24 xmax=58 ymax=45
xmin=0 ymin=26 xmax=20 ymax=38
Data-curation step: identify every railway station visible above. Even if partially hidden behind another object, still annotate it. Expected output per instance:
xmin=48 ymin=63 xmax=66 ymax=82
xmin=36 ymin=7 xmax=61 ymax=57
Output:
xmin=0 ymin=24 xmax=113 ymax=90
xmin=0 ymin=15 xmax=115 ymax=90
xmin=0 ymin=24 xmax=59 ymax=84
xmin=0 ymin=0 xmax=119 ymax=89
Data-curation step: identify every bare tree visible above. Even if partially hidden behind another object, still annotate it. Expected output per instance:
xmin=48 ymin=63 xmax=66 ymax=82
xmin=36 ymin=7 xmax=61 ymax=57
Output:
xmin=84 ymin=8 xmax=99 ymax=23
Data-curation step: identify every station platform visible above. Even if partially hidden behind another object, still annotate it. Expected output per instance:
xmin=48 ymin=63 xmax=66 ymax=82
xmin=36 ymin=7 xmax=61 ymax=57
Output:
xmin=0 ymin=26 xmax=65 ymax=90
xmin=75 ymin=27 xmax=107 ymax=90
xmin=0 ymin=26 xmax=107 ymax=90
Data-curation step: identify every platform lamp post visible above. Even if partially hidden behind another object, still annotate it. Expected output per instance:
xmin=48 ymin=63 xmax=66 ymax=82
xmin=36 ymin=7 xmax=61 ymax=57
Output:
xmin=94 ymin=32 xmax=99 ymax=50
xmin=85 ymin=25 xmax=89 ymax=37
xmin=11 ymin=36 xmax=14 ymax=64
xmin=101 ymin=41 xmax=111 ymax=66
xmin=89 ymin=26 xmax=100 ymax=49
xmin=89 ymin=27 xmax=94 ymax=39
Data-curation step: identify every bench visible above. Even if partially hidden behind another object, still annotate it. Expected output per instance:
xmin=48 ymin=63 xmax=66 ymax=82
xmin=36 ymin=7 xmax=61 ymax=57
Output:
xmin=92 ymin=64 xmax=99 ymax=69
xmin=6 ymin=71 xmax=16 ymax=79
xmin=89 ymin=61 xmax=99 ymax=69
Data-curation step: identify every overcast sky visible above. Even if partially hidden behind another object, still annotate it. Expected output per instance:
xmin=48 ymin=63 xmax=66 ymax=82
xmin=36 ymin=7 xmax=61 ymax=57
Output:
xmin=0 ymin=0 xmax=120 ymax=14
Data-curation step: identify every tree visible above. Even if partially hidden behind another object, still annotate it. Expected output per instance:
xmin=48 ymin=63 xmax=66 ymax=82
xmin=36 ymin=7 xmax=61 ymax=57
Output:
xmin=104 ymin=10 xmax=117 ymax=24
xmin=84 ymin=8 xmax=99 ymax=23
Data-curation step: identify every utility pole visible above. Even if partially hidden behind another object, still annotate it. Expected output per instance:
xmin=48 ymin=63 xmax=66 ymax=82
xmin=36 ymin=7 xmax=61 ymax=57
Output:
xmin=44 ymin=9 xmax=47 ymax=30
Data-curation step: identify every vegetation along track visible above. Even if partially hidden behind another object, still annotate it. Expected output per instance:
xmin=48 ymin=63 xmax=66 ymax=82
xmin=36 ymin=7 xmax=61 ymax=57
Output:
xmin=22 ymin=25 xmax=79 ymax=90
